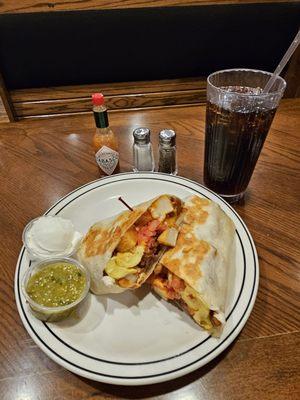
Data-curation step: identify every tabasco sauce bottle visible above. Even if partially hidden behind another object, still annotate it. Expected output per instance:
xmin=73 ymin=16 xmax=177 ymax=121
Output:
xmin=92 ymin=93 xmax=120 ymax=176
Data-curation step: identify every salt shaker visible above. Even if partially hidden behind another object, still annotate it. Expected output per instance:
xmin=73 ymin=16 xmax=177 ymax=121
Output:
xmin=132 ymin=127 xmax=155 ymax=172
xmin=158 ymin=129 xmax=177 ymax=175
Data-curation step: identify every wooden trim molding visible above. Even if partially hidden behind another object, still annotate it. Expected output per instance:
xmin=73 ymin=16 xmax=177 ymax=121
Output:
xmin=0 ymin=72 xmax=16 ymax=122
xmin=10 ymin=78 xmax=206 ymax=119
xmin=0 ymin=0 xmax=296 ymax=14
xmin=8 ymin=59 xmax=300 ymax=120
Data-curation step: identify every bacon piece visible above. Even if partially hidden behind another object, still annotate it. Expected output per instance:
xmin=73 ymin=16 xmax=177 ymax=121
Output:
xmin=157 ymin=222 xmax=168 ymax=233
xmin=137 ymin=219 xmax=161 ymax=245
xmin=152 ymin=275 xmax=181 ymax=300
xmin=148 ymin=220 xmax=161 ymax=232
xmin=147 ymin=237 xmax=156 ymax=249
xmin=166 ymin=288 xmax=181 ymax=300
xmin=170 ymin=275 xmax=186 ymax=292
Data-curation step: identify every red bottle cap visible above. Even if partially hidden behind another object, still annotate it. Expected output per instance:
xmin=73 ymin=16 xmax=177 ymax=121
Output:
xmin=92 ymin=93 xmax=105 ymax=106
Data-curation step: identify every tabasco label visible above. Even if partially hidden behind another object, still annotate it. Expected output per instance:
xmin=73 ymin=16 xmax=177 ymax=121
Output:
xmin=95 ymin=145 xmax=119 ymax=175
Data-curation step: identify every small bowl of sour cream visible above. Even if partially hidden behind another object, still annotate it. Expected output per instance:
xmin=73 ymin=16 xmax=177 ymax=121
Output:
xmin=23 ymin=216 xmax=82 ymax=261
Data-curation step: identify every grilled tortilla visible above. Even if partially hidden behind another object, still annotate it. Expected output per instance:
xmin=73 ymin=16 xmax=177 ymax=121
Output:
xmin=77 ymin=195 xmax=183 ymax=294
xmin=149 ymin=195 xmax=235 ymax=336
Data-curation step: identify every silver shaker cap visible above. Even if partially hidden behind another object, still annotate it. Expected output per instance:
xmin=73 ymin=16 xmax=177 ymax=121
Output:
xmin=159 ymin=129 xmax=176 ymax=146
xmin=133 ymin=127 xmax=151 ymax=144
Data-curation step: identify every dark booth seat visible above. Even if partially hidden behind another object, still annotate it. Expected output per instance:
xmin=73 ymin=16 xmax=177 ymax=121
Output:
xmin=0 ymin=2 xmax=299 ymax=90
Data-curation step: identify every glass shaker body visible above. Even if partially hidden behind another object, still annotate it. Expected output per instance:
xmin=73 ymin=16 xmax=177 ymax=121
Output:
xmin=158 ymin=129 xmax=177 ymax=175
xmin=132 ymin=128 xmax=155 ymax=172
xmin=133 ymin=142 xmax=155 ymax=172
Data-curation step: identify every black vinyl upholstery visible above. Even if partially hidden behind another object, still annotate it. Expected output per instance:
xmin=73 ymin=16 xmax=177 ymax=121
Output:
xmin=0 ymin=3 xmax=299 ymax=89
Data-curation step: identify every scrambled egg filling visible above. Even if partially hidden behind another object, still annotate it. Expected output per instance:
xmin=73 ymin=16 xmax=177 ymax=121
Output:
xmin=104 ymin=245 xmax=144 ymax=280
xmin=181 ymin=286 xmax=212 ymax=331
xmin=151 ymin=273 xmax=213 ymax=331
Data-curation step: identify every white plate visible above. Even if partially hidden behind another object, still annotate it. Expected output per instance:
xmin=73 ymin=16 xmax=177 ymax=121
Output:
xmin=15 ymin=173 xmax=259 ymax=386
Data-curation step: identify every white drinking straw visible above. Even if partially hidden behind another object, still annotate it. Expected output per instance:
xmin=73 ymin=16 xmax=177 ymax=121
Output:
xmin=263 ymin=29 xmax=300 ymax=93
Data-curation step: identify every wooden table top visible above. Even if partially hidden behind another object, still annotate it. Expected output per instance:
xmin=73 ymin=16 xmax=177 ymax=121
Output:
xmin=0 ymin=99 xmax=299 ymax=400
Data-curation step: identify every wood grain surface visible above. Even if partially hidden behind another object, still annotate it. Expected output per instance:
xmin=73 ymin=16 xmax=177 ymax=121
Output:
xmin=10 ymin=78 xmax=206 ymax=119
xmin=0 ymin=0 xmax=296 ymax=14
xmin=0 ymin=99 xmax=299 ymax=399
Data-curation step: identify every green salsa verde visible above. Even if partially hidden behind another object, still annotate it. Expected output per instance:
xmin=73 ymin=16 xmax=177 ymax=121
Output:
xmin=26 ymin=262 xmax=86 ymax=307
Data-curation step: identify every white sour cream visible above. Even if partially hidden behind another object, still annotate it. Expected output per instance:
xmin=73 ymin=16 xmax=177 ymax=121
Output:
xmin=23 ymin=216 xmax=82 ymax=260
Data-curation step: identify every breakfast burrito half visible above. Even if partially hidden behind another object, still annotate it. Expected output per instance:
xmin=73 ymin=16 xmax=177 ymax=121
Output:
xmin=149 ymin=195 xmax=235 ymax=336
xmin=77 ymin=195 xmax=183 ymax=294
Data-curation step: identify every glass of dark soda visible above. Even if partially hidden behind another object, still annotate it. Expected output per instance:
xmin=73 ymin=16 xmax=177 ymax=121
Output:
xmin=204 ymin=69 xmax=286 ymax=203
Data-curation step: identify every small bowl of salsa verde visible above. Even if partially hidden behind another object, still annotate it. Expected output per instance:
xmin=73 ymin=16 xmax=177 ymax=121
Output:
xmin=22 ymin=258 xmax=90 ymax=322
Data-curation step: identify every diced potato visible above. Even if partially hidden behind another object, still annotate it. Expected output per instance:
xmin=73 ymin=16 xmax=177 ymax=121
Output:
xmin=117 ymin=274 xmax=137 ymax=288
xmin=158 ymin=227 xmax=178 ymax=247
xmin=152 ymin=277 xmax=169 ymax=300
xmin=118 ymin=278 xmax=131 ymax=288
xmin=116 ymin=228 xmax=138 ymax=252
xmin=153 ymin=263 xmax=163 ymax=275
xmin=165 ymin=214 xmax=177 ymax=227
xmin=174 ymin=211 xmax=185 ymax=227
xmin=150 ymin=196 xmax=174 ymax=220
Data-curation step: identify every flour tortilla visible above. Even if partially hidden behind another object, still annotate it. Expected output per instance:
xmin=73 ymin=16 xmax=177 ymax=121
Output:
xmin=159 ymin=195 xmax=236 ymax=334
xmin=77 ymin=195 xmax=182 ymax=294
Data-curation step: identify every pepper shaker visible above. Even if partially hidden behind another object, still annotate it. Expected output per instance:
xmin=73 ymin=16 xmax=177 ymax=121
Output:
xmin=158 ymin=129 xmax=177 ymax=175
xmin=132 ymin=127 xmax=155 ymax=172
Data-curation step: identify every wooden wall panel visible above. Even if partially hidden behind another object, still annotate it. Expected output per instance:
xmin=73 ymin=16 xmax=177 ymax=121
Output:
xmin=10 ymin=78 xmax=205 ymax=102
xmin=7 ymin=61 xmax=300 ymax=120
xmin=0 ymin=97 xmax=9 ymax=123
xmin=283 ymin=45 xmax=300 ymax=98
xmin=10 ymin=78 xmax=206 ymax=119
xmin=0 ymin=0 xmax=296 ymax=14
xmin=0 ymin=72 xmax=15 ymax=121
